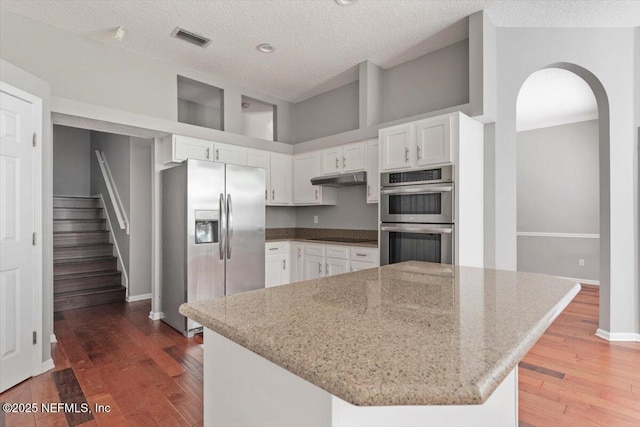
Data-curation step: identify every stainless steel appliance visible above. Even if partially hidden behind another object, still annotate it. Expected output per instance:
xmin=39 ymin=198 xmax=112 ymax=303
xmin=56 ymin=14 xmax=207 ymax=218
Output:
xmin=380 ymin=165 xmax=455 ymax=265
xmin=310 ymin=171 xmax=367 ymax=187
xmin=161 ymin=159 xmax=265 ymax=335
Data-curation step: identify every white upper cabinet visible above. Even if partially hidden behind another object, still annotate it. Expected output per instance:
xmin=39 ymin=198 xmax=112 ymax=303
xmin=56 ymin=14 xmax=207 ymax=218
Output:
xmin=379 ymin=113 xmax=455 ymax=172
xmin=415 ymin=115 xmax=452 ymax=166
xmin=366 ymin=139 xmax=379 ymax=204
xmin=246 ymin=148 xmax=271 ymax=202
xmin=269 ymin=153 xmax=293 ymax=205
xmin=380 ymin=123 xmax=414 ymax=171
xmin=293 ymin=152 xmax=337 ymax=205
xmin=169 ymin=135 xmax=214 ymax=163
xmin=320 ymin=142 xmax=366 ymax=175
xmin=213 ymin=142 xmax=247 ymax=165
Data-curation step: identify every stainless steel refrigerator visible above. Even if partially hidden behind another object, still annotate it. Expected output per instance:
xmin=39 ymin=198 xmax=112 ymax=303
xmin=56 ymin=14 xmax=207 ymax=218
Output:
xmin=161 ymin=159 xmax=265 ymax=335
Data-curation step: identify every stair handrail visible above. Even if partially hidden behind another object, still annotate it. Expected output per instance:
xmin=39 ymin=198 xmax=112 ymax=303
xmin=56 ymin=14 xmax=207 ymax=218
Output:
xmin=95 ymin=150 xmax=130 ymax=235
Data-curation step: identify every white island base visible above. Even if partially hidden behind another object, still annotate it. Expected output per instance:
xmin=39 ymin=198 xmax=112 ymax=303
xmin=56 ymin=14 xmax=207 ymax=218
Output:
xmin=204 ymin=329 xmax=518 ymax=427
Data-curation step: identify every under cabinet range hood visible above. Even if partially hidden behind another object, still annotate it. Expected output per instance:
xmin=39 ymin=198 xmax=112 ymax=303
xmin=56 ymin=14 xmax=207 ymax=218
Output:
xmin=310 ymin=171 xmax=367 ymax=187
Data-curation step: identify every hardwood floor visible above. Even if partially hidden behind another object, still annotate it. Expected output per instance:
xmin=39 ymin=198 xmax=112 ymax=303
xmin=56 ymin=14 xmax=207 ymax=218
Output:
xmin=1 ymin=286 xmax=638 ymax=427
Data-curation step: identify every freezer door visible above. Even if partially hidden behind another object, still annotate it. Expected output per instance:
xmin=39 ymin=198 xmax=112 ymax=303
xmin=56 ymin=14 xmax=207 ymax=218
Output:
xmin=224 ymin=164 xmax=266 ymax=295
xmin=187 ymin=160 xmax=226 ymax=310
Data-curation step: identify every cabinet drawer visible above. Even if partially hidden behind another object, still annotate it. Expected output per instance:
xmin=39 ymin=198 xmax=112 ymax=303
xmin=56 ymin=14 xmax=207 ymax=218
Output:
xmin=266 ymin=242 xmax=288 ymax=255
xmin=304 ymin=244 xmax=325 ymax=257
xmin=350 ymin=260 xmax=377 ymax=272
xmin=325 ymin=245 xmax=349 ymax=259
xmin=349 ymin=247 xmax=378 ymax=263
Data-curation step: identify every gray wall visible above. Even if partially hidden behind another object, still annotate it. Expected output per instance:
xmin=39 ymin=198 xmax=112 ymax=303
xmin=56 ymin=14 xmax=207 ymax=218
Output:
xmin=53 ymin=125 xmax=91 ymax=196
xmin=382 ymin=39 xmax=469 ymax=123
xmin=517 ymin=120 xmax=599 ymax=281
xmin=266 ymin=207 xmax=297 ymax=228
xmin=128 ymin=137 xmax=153 ymax=297
xmin=492 ymin=27 xmax=637 ymax=335
xmin=292 ymin=81 xmax=359 ymax=142
xmin=177 ymin=98 xmax=222 ymax=131
xmin=296 ymin=186 xmax=378 ymax=230
xmin=90 ymin=131 xmax=131 ymax=276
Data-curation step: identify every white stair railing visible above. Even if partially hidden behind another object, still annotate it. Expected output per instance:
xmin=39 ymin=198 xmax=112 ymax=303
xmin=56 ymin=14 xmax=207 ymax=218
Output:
xmin=95 ymin=150 xmax=130 ymax=235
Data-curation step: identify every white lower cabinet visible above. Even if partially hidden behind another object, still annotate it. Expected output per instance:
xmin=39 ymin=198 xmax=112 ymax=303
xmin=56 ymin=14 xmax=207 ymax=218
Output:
xmin=290 ymin=243 xmax=305 ymax=283
xmin=350 ymin=260 xmax=377 ymax=272
xmin=304 ymin=255 xmax=325 ymax=280
xmin=265 ymin=242 xmax=290 ymax=288
xmin=325 ymin=258 xmax=349 ymax=276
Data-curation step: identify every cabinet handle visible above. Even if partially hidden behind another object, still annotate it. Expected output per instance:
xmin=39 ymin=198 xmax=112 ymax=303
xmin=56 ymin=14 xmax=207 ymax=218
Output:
xmin=325 ymin=263 xmax=329 ymax=273
xmin=405 ymin=147 xmax=409 ymax=162
xmin=298 ymin=248 xmax=302 ymax=257
xmin=318 ymin=263 xmax=322 ymax=274
xmin=367 ymin=185 xmax=371 ymax=196
xmin=265 ymin=189 xmax=268 ymax=201
xmin=269 ymin=247 xmax=279 ymax=251
xmin=216 ymin=149 xmax=219 ymax=160
xmin=343 ymin=157 xmax=346 ymax=168
xmin=335 ymin=158 xmax=339 ymax=169
xmin=355 ymin=253 xmax=366 ymax=257
xmin=315 ymin=189 xmax=319 ymax=200
xmin=417 ymin=145 xmax=421 ymax=160
xmin=282 ymin=259 xmax=286 ymax=270
xmin=206 ymin=148 xmax=210 ymax=159
xmin=272 ymin=189 xmax=275 ymax=200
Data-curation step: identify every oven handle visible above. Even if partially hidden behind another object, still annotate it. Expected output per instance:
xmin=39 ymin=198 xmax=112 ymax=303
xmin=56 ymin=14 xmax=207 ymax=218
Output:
xmin=380 ymin=184 xmax=453 ymax=195
xmin=380 ymin=224 xmax=453 ymax=234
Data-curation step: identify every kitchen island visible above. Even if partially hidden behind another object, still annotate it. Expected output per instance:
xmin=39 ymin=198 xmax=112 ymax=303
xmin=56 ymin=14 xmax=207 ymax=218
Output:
xmin=180 ymin=261 xmax=580 ymax=427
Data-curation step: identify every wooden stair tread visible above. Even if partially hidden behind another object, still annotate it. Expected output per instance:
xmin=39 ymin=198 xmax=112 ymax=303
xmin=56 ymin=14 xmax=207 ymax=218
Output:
xmin=54 ymin=270 xmax=120 ymax=279
xmin=53 ymin=219 xmax=105 ymax=222
xmin=53 ymin=230 xmax=109 ymax=234
xmin=53 ymin=242 xmax=113 ymax=249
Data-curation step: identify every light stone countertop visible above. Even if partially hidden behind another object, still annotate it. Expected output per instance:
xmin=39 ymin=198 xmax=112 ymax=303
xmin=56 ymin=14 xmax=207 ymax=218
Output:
xmin=180 ymin=261 xmax=580 ymax=406
xmin=265 ymin=237 xmax=378 ymax=248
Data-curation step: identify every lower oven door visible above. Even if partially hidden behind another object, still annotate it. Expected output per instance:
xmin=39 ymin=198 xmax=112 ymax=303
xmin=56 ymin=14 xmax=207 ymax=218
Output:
xmin=380 ymin=223 xmax=454 ymax=265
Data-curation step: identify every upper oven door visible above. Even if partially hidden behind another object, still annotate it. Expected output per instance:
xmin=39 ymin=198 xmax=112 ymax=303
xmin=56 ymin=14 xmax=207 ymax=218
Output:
xmin=381 ymin=182 xmax=454 ymax=223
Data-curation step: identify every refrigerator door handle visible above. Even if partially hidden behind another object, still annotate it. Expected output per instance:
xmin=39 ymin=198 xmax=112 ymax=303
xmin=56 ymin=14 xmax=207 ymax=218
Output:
xmin=219 ymin=193 xmax=226 ymax=260
xmin=226 ymin=194 xmax=233 ymax=259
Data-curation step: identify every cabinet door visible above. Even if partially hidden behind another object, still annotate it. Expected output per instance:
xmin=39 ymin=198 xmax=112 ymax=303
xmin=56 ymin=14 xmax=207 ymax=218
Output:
xmin=293 ymin=152 xmax=322 ymax=204
xmin=350 ymin=260 xmax=376 ymax=272
xmin=269 ymin=153 xmax=292 ymax=205
xmin=173 ymin=135 xmax=214 ymax=162
xmin=325 ymin=258 xmax=349 ymax=277
xmin=290 ymin=243 xmax=305 ymax=283
xmin=415 ymin=116 xmax=452 ymax=166
xmin=366 ymin=139 xmax=379 ymax=203
xmin=321 ymin=147 xmax=341 ymax=175
xmin=247 ymin=149 xmax=270 ymax=203
xmin=265 ymin=254 xmax=285 ymax=288
xmin=380 ymin=123 xmax=414 ymax=171
xmin=214 ymin=142 xmax=247 ymax=165
xmin=342 ymin=142 xmax=366 ymax=172
xmin=304 ymin=255 xmax=325 ymax=280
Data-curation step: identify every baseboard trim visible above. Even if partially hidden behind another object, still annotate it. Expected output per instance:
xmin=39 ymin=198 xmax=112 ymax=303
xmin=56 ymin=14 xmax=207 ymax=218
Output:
xmin=41 ymin=358 xmax=55 ymax=373
xmin=50 ymin=333 xmax=57 ymax=343
xmin=149 ymin=311 xmax=164 ymax=321
xmin=127 ymin=293 xmax=152 ymax=302
xmin=596 ymin=329 xmax=640 ymax=342
xmin=555 ymin=276 xmax=600 ymax=286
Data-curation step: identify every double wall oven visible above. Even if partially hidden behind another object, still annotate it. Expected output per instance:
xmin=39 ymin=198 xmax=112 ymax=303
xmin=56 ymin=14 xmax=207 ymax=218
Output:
xmin=380 ymin=165 xmax=454 ymax=265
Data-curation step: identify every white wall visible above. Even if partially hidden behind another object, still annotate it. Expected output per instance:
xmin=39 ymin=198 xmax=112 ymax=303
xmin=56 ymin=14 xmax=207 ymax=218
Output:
xmin=177 ymin=99 xmax=222 ymax=131
xmin=492 ymin=27 xmax=638 ymax=336
xmin=517 ymin=120 xmax=599 ymax=281
xmin=53 ymin=125 xmax=91 ymax=196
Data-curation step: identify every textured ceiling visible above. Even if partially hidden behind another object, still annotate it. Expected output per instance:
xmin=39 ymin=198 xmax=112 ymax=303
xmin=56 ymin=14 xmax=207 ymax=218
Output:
xmin=516 ymin=68 xmax=598 ymax=132
xmin=1 ymin=1 xmax=638 ymax=102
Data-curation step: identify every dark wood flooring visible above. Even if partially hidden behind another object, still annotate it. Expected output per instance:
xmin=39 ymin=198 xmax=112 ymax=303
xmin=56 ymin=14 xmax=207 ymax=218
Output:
xmin=1 ymin=286 xmax=638 ymax=427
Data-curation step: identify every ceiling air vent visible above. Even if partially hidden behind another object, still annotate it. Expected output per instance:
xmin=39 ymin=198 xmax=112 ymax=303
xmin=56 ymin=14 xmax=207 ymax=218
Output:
xmin=171 ymin=27 xmax=211 ymax=48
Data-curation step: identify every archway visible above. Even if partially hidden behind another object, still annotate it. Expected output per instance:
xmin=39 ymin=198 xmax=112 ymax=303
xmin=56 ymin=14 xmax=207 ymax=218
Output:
xmin=515 ymin=63 xmax=611 ymax=337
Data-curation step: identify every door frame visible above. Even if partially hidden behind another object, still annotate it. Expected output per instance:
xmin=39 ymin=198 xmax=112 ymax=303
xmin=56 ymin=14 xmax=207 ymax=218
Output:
xmin=0 ymin=81 xmax=44 ymax=377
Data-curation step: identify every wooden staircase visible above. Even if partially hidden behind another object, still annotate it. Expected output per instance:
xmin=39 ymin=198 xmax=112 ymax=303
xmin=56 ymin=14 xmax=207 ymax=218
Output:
xmin=53 ymin=196 xmax=125 ymax=311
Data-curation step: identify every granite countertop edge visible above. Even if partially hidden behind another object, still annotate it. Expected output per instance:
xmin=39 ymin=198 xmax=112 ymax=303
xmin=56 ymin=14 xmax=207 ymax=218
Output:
xmin=265 ymin=237 xmax=378 ymax=248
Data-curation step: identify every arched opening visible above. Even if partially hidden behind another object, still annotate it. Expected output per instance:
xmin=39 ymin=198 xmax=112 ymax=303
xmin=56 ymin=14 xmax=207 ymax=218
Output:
xmin=515 ymin=63 xmax=611 ymax=336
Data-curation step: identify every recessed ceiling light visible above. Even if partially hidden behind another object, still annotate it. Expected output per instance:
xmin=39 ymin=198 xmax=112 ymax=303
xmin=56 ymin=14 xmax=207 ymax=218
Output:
xmin=335 ymin=0 xmax=358 ymax=5
xmin=257 ymin=43 xmax=275 ymax=53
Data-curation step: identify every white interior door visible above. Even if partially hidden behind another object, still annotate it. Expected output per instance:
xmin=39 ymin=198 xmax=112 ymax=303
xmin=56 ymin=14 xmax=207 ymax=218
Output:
xmin=0 ymin=91 xmax=36 ymax=392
